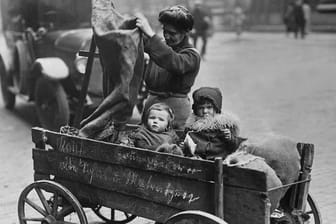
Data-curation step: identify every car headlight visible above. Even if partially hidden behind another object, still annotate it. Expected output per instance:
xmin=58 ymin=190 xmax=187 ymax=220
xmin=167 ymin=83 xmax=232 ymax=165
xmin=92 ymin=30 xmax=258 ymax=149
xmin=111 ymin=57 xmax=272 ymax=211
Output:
xmin=74 ymin=53 xmax=88 ymax=74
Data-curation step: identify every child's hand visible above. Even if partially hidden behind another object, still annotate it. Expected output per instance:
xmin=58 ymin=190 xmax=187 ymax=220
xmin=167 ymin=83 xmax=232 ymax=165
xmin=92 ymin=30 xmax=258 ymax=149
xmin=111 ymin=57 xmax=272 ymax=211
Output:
xmin=178 ymin=141 xmax=185 ymax=148
xmin=183 ymin=134 xmax=196 ymax=156
xmin=222 ymin=128 xmax=232 ymax=140
xmin=144 ymin=53 xmax=150 ymax=64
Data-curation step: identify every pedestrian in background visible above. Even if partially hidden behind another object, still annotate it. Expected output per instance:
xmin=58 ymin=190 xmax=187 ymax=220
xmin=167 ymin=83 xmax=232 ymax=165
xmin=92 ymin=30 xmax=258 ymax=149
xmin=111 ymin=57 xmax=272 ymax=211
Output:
xmin=232 ymin=5 xmax=246 ymax=39
xmin=293 ymin=0 xmax=306 ymax=39
xmin=283 ymin=2 xmax=295 ymax=37
xmin=302 ymin=0 xmax=312 ymax=35
xmin=191 ymin=0 xmax=213 ymax=60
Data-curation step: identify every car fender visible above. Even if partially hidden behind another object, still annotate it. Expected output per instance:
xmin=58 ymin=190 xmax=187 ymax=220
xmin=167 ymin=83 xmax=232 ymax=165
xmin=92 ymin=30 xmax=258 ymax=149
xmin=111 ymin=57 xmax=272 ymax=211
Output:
xmin=32 ymin=58 xmax=69 ymax=80
xmin=0 ymin=36 xmax=15 ymax=74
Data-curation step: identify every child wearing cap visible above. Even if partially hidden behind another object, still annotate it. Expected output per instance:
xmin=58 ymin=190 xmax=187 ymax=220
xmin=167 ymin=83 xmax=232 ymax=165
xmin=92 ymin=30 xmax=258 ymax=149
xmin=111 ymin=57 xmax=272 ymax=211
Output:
xmin=183 ymin=87 xmax=246 ymax=160
xmin=124 ymin=103 xmax=181 ymax=152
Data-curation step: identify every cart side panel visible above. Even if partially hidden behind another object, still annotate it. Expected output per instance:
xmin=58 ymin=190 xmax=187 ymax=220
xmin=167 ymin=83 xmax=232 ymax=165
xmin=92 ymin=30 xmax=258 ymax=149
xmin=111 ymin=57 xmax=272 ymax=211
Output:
xmin=33 ymin=149 xmax=214 ymax=210
xmin=33 ymin=151 xmax=270 ymax=224
xmin=32 ymin=128 xmax=267 ymax=191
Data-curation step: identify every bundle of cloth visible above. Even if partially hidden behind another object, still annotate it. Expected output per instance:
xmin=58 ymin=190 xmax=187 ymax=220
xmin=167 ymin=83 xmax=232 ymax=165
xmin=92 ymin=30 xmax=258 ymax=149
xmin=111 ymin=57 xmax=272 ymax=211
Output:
xmin=79 ymin=0 xmax=144 ymax=141
xmin=224 ymin=134 xmax=301 ymax=214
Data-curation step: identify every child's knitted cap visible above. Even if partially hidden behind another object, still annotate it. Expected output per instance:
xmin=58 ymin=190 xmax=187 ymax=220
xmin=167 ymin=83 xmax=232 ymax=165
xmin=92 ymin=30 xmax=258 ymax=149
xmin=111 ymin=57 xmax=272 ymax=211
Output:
xmin=192 ymin=87 xmax=222 ymax=113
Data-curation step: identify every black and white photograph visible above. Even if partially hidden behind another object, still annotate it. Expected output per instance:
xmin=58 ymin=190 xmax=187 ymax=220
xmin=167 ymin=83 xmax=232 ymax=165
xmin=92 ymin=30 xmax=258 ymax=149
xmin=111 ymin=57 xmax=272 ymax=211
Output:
xmin=0 ymin=0 xmax=335 ymax=223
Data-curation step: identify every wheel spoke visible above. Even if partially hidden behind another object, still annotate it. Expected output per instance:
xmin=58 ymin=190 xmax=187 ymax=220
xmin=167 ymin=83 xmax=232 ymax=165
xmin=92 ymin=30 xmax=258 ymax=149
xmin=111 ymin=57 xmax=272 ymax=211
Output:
xmin=24 ymin=198 xmax=47 ymax=216
xmin=34 ymin=187 xmax=52 ymax=215
xmin=22 ymin=217 xmax=45 ymax=222
xmin=305 ymin=210 xmax=313 ymax=214
xmin=111 ymin=208 xmax=115 ymax=220
xmin=52 ymin=192 xmax=59 ymax=216
xmin=54 ymin=221 xmax=77 ymax=224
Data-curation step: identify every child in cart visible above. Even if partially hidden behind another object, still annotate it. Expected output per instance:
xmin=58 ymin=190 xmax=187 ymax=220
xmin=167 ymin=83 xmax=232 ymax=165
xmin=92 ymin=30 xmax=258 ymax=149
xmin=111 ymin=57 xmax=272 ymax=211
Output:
xmin=61 ymin=102 xmax=182 ymax=154
xmin=123 ymin=102 xmax=182 ymax=155
xmin=182 ymin=87 xmax=246 ymax=159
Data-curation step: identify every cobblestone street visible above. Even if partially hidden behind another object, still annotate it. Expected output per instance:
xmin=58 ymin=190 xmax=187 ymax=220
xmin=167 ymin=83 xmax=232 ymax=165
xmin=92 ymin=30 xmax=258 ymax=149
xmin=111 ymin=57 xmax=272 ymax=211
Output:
xmin=1 ymin=31 xmax=335 ymax=223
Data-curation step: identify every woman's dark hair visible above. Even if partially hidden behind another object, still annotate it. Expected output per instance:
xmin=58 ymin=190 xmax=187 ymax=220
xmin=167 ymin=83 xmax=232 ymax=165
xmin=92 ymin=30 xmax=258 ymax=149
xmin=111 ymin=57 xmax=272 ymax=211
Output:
xmin=158 ymin=5 xmax=194 ymax=32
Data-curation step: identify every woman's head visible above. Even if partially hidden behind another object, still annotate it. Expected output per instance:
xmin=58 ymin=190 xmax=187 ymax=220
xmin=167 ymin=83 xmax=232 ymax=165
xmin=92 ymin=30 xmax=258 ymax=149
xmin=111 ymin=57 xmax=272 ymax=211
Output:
xmin=144 ymin=103 xmax=175 ymax=132
xmin=192 ymin=87 xmax=223 ymax=117
xmin=159 ymin=5 xmax=194 ymax=46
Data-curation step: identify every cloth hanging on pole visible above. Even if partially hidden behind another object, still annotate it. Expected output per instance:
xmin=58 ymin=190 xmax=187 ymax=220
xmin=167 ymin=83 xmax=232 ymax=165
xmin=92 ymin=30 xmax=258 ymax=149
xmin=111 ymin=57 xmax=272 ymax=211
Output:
xmin=79 ymin=0 xmax=144 ymax=140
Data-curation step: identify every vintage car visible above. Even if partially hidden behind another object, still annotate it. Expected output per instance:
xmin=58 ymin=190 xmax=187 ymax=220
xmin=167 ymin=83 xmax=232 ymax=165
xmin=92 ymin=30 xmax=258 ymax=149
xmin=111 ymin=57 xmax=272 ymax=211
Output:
xmin=0 ymin=0 xmax=103 ymax=131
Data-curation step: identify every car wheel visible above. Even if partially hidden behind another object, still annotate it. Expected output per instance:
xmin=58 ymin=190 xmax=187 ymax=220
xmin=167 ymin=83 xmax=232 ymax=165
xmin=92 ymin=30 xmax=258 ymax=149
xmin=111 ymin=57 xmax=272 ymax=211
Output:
xmin=0 ymin=55 xmax=15 ymax=109
xmin=35 ymin=76 xmax=70 ymax=131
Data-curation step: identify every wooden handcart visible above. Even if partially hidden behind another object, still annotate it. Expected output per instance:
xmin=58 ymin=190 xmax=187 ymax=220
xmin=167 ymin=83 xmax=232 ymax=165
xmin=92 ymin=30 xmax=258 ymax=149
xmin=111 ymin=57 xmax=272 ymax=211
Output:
xmin=17 ymin=127 xmax=321 ymax=224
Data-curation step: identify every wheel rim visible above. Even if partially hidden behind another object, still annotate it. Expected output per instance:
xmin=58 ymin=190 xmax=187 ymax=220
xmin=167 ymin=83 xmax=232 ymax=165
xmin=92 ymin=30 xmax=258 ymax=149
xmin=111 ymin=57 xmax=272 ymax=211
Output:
xmin=0 ymin=56 xmax=15 ymax=109
xmin=18 ymin=180 xmax=88 ymax=224
xmin=35 ymin=77 xmax=69 ymax=131
xmin=303 ymin=194 xmax=322 ymax=224
xmin=92 ymin=205 xmax=137 ymax=224
xmin=165 ymin=211 xmax=227 ymax=224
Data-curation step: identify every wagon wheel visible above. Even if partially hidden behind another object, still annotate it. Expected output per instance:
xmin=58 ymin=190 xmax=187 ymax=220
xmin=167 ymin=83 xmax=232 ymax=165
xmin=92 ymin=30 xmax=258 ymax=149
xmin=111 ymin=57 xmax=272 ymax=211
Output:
xmin=165 ymin=211 xmax=228 ymax=224
xmin=18 ymin=180 xmax=88 ymax=224
xmin=34 ymin=76 xmax=70 ymax=131
xmin=283 ymin=193 xmax=322 ymax=224
xmin=0 ymin=55 xmax=15 ymax=109
xmin=92 ymin=205 xmax=137 ymax=224
xmin=302 ymin=194 xmax=322 ymax=224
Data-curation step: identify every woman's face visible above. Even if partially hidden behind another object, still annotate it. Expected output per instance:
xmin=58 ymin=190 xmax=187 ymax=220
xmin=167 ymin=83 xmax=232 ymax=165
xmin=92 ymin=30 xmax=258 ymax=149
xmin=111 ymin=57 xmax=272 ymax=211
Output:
xmin=162 ymin=24 xmax=186 ymax=47
xmin=147 ymin=109 xmax=169 ymax=132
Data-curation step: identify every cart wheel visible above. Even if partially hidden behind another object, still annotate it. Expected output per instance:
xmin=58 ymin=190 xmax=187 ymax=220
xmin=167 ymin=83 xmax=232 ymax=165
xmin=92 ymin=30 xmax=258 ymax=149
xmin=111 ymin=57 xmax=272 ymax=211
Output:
xmin=92 ymin=205 xmax=137 ymax=224
xmin=18 ymin=180 xmax=88 ymax=224
xmin=284 ymin=193 xmax=322 ymax=224
xmin=303 ymin=194 xmax=322 ymax=224
xmin=165 ymin=211 xmax=228 ymax=224
xmin=0 ymin=55 xmax=15 ymax=109
xmin=35 ymin=76 xmax=70 ymax=131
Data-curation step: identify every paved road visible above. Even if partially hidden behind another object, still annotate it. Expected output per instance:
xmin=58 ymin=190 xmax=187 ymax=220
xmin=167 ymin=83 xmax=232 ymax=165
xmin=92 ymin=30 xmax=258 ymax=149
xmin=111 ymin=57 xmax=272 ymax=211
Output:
xmin=0 ymin=32 xmax=335 ymax=224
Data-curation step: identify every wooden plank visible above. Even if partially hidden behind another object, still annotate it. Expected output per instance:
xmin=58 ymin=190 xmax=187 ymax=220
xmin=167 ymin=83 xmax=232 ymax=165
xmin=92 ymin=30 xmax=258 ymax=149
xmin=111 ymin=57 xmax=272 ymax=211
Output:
xmin=295 ymin=143 xmax=314 ymax=210
xmin=31 ymin=127 xmax=47 ymax=149
xmin=33 ymin=149 xmax=214 ymax=211
xmin=32 ymin=128 xmax=213 ymax=181
xmin=33 ymin=175 xmax=269 ymax=224
xmin=223 ymin=188 xmax=270 ymax=224
xmin=31 ymin=128 xmax=267 ymax=191
xmin=214 ymin=158 xmax=224 ymax=219
xmin=73 ymin=36 xmax=97 ymax=128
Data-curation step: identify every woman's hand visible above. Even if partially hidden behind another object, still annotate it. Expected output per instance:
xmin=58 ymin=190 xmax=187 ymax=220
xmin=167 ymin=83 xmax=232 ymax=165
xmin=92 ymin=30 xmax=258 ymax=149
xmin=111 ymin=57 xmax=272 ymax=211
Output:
xmin=135 ymin=14 xmax=155 ymax=38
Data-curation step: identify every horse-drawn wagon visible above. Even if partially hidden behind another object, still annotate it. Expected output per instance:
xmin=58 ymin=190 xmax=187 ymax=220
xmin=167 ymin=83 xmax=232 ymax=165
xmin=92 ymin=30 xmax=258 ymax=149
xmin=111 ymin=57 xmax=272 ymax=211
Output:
xmin=17 ymin=126 xmax=321 ymax=224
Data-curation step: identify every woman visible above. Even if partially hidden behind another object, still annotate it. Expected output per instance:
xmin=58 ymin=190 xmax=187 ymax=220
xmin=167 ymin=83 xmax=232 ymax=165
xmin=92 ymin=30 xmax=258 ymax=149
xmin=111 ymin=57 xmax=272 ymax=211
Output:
xmin=136 ymin=5 xmax=201 ymax=129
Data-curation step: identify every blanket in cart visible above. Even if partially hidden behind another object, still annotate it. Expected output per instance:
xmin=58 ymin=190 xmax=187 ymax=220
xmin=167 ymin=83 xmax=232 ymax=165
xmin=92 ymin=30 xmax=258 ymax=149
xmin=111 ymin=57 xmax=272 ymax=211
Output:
xmin=79 ymin=0 xmax=144 ymax=141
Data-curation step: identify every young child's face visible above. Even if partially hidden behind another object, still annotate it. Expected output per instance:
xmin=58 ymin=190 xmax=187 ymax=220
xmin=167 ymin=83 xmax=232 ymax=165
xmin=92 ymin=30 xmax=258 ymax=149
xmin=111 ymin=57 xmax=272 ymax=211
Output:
xmin=147 ymin=109 xmax=169 ymax=132
xmin=196 ymin=100 xmax=216 ymax=118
